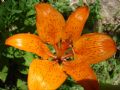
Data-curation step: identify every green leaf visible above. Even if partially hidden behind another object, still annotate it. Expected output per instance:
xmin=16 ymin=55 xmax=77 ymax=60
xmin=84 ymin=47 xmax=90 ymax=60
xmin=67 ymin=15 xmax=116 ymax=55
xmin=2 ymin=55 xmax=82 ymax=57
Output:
xmin=17 ymin=79 xmax=27 ymax=90
xmin=26 ymin=9 xmax=35 ymax=16
xmin=24 ymin=17 xmax=35 ymax=26
xmin=23 ymin=52 xmax=35 ymax=66
xmin=0 ymin=66 xmax=8 ymax=82
xmin=0 ymin=87 xmax=6 ymax=90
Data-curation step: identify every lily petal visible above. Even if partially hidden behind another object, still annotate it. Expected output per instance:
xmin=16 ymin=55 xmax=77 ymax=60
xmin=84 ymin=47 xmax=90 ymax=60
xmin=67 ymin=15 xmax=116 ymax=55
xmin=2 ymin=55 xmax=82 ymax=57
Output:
xmin=28 ymin=59 xmax=67 ymax=90
xmin=63 ymin=60 xmax=99 ymax=90
xmin=5 ymin=33 xmax=52 ymax=59
xmin=36 ymin=3 xmax=65 ymax=45
xmin=73 ymin=33 xmax=116 ymax=64
xmin=62 ymin=6 xmax=89 ymax=43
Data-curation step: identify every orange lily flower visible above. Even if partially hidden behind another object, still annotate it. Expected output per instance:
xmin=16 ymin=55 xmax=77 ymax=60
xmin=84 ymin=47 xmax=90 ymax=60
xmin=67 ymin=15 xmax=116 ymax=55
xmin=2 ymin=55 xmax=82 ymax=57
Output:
xmin=5 ymin=3 xmax=116 ymax=90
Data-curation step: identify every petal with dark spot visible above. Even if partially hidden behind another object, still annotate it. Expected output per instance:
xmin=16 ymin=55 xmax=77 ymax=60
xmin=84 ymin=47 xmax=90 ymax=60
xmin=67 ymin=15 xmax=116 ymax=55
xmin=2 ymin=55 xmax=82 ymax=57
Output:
xmin=62 ymin=6 xmax=89 ymax=43
xmin=73 ymin=33 xmax=116 ymax=64
xmin=28 ymin=59 xmax=67 ymax=90
xmin=36 ymin=3 xmax=65 ymax=45
xmin=63 ymin=60 xmax=100 ymax=90
xmin=5 ymin=33 xmax=52 ymax=59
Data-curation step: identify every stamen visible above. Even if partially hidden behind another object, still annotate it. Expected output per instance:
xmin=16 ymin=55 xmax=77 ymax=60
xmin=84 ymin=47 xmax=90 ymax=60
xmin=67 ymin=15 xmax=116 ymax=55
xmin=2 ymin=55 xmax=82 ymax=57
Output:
xmin=61 ymin=53 xmax=73 ymax=60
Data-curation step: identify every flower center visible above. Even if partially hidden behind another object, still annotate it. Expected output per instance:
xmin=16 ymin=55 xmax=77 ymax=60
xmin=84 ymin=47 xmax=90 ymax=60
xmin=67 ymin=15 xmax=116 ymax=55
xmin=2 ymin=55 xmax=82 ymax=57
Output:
xmin=48 ymin=41 xmax=74 ymax=64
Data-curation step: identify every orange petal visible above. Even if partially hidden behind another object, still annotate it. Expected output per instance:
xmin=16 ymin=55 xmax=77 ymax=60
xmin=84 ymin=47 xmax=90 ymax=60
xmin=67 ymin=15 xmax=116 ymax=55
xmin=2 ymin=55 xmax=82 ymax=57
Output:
xmin=28 ymin=59 xmax=67 ymax=90
xmin=73 ymin=33 xmax=116 ymax=64
xmin=5 ymin=33 xmax=52 ymax=59
xmin=62 ymin=6 xmax=89 ymax=42
xmin=63 ymin=60 xmax=100 ymax=90
xmin=36 ymin=3 xmax=65 ymax=45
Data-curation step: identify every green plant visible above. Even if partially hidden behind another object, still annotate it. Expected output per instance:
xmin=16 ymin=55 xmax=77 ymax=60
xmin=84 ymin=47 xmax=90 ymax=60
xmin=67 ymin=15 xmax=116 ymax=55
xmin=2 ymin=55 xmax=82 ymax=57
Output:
xmin=0 ymin=0 xmax=119 ymax=90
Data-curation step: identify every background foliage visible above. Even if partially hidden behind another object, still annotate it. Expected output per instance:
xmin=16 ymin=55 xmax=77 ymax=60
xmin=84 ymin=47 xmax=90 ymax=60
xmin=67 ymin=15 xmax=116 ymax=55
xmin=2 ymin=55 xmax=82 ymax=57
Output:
xmin=0 ymin=0 xmax=120 ymax=90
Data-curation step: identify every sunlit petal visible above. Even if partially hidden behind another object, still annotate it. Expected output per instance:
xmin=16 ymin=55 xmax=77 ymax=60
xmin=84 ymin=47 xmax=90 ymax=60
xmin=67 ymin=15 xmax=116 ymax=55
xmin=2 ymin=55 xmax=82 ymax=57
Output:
xmin=36 ymin=3 xmax=65 ymax=45
xmin=63 ymin=60 xmax=100 ymax=90
xmin=5 ymin=33 xmax=52 ymax=59
xmin=28 ymin=59 xmax=67 ymax=90
xmin=73 ymin=33 xmax=116 ymax=64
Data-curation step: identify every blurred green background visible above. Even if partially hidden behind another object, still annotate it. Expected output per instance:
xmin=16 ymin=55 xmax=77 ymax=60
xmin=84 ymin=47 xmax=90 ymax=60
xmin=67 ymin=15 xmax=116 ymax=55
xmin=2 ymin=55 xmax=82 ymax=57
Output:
xmin=0 ymin=0 xmax=120 ymax=90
